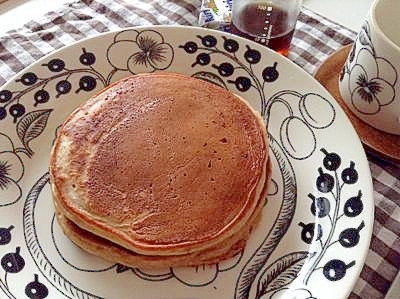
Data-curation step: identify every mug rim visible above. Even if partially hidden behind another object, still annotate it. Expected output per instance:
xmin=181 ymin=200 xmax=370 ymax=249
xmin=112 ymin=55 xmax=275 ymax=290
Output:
xmin=370 ymin=0 xmax=400 ymax=51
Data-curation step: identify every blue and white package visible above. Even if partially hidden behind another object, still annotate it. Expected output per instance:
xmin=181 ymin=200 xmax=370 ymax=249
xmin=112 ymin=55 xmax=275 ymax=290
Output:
xmin=198 ymin=0 xmax=233 ymax=31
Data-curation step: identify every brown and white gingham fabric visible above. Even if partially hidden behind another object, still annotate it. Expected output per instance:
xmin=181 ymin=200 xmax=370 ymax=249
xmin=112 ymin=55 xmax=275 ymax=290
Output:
xmin=0 ymin=1 xmax=399 ymax=298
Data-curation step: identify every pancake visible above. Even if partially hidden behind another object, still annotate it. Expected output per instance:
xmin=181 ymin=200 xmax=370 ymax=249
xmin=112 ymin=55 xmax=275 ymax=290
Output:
xmin=50 ymin=72 xmax=269 ymax=259
xmin=53 ymin=158 xmax=270 ymax=269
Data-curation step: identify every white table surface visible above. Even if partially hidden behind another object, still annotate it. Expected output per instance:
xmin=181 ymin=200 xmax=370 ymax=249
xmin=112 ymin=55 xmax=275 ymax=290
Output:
xmin=1 ymin=0 xmax=399 ymax=298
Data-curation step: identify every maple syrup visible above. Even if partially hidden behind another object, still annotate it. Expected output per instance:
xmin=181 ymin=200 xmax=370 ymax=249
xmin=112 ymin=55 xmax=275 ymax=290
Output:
xmin=231 ymin=3 xmax=297 ymax=56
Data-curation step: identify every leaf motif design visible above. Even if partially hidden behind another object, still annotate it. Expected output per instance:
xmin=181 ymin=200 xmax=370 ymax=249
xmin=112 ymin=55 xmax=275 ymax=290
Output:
xmin=235 ymin=135 xmax=297 ymax=299
xmin=359 ymin=30 xmax=370 ymax=46
xmin=359 ymin=23 xmax=371 ymax=45
xmin=191 ymin=71 xmax=228 ymax=90
xmin=16 ymin=109 xmax=52 ymax=156
xmin=256 ymin=251 xmax=312 ymax=298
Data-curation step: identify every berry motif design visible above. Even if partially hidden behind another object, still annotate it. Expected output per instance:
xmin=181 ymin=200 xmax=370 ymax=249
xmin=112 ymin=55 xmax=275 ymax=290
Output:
xmin=55 ymin=80 xmax=72 ymax=98
xmin=299 ymin=222 xmax=323 ymax=244
xmin=262 ymin=62 xmax=279 ymax=82
xmin=1 ymin=247 xmax=25 ymax=273
xmin=301 ymin=148 xmax=365 ymax=284
xmin=0 ymin=247 xmax=25 ymax=298
xmin=309 ymin=194 xmax=330 ymax=218
xmin=344 ymin=191 xmax=364 ymax=217
xmin=0 ymin=49 xmax=101 ymax=124
xmin=0 ymin=221 xmax=50 ymax=299
xmin=322 ymin=260 xmax=356 ymax=282
xmin=79 ymin=48 xmax=96 ymax=66
xmin=339 ymin=222 xmax=365 ymax=248
xmin=17 ymin=72 xmax=38 ymax=86
xmin=180 ymin=35 xmax=280 ymax=114
xmin=8 ymin=103 xmax=26 ymax=123
xmin=77 ymin=76 xmax=97 ymax=93
xmin=244 ymin=45 xmax=261 ymax=64
xmin=0 ymin=90 xmax=12 ymax=103
xmin=25 ymin=274 xmax=49 ymax=299
xmin=0 ymin=226 xmax=13 ymax=245
xmin=198 ymin=34 xmax=218 ymax=48
xmin=222 ymin=37 xmax=239 ymax=53
xmin=33 ymin=90 xmax=50 ymax=106
xmin=46 ymin=59 xmax=65 ymax=72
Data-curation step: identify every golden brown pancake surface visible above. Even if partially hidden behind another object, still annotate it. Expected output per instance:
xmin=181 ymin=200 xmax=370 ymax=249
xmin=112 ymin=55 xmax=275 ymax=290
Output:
xmin=50 ymin=72 xmax=268 ymax=256
xmin=54 ymin=158 xmax=271 ymax=269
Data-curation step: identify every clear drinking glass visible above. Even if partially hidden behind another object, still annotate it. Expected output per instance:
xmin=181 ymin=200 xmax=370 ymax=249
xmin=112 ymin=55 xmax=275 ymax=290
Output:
xmin=231 ymin=0 xmax=303 ymax=56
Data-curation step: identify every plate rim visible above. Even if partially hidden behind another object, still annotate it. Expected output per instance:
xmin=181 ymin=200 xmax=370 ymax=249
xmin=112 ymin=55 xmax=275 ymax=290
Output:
xmin=0 ymin=24 xmax=374 ymax=299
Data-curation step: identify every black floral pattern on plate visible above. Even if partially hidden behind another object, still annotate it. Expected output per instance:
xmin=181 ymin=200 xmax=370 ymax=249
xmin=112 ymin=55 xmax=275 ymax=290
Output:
xmin=0 ymin=27 xmax=367 ymax=299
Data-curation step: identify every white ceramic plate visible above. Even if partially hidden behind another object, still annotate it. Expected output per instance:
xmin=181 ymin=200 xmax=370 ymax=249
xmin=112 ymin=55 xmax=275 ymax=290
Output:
xmin=0 ymin=26 xmax=373 ymax=299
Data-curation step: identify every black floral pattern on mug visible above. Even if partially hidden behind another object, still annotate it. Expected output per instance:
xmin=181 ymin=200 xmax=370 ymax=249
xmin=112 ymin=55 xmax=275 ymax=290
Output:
xmin=343 ymin=22 xmax=398 ymax=115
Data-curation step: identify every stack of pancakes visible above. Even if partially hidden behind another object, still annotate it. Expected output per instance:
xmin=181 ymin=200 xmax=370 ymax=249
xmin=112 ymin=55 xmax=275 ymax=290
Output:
xmin=50 ymin=73 xmax=271 ymax=268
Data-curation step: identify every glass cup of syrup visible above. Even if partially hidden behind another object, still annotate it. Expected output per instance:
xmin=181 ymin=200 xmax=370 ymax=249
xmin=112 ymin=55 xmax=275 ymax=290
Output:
xmin=231 ymin=0 xmax=303 ymax=56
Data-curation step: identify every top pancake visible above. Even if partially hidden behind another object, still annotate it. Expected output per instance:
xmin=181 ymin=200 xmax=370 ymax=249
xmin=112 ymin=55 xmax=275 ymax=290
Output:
xmin=50 ymin=72 xmax=268 ymax=256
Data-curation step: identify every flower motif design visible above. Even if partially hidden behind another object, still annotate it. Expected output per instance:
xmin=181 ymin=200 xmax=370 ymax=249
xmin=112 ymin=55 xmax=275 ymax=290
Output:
xmin=348 ymin=48 xmax=397 ymax=114
xmin=343 ymin=21 xmax=398 ymax=116
xmin=107 ymin=29 xmax=174 ymax=73
xmin=0 ymin=134 xmax=23 ymax=207
xmin=342 ymin=21 xmax=398 ymax=115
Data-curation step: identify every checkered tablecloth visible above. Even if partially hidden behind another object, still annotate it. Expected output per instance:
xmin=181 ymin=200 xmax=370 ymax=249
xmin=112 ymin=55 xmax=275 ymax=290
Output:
xmin=0 ymin=1 xmax=399 ymax=298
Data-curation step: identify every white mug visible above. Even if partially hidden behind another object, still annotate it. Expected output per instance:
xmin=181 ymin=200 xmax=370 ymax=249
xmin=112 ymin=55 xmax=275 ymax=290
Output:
xmin=339 ymin=0 xmax=400 ymax=135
